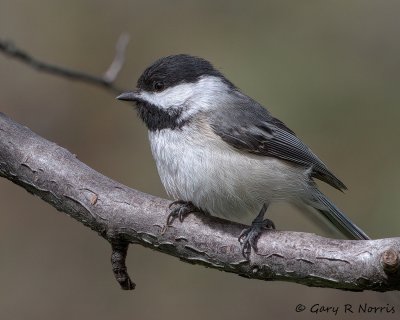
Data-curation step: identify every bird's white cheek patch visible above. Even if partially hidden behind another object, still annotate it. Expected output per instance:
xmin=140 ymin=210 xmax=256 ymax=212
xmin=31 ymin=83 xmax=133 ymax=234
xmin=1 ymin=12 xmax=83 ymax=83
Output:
xmin=137 ymin=76 xmax=230 ymax=111
xmin=139 ymin=83 xmax=197 ymax=110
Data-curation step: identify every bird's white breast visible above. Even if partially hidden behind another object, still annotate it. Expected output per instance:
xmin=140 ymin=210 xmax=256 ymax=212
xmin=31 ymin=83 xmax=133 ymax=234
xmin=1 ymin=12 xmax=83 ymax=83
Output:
xmin=148 ymin=120 xmax=311 ymax=223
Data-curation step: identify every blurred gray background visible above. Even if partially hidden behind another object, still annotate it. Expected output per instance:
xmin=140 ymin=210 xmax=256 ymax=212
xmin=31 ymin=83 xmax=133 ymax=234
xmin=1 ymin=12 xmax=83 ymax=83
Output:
xmin=1 ymin=1 xmax=400 ymax=319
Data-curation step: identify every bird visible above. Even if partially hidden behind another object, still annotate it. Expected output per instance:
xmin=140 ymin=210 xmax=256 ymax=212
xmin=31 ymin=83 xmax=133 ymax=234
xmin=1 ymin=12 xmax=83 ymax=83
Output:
xmin=117 ymin=54 xmax=369 ymax=257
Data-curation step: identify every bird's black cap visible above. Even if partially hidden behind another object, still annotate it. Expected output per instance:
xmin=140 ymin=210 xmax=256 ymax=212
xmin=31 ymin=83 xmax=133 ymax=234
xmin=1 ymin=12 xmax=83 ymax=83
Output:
xmin=136 ymin=54 xmax=233 ymax=92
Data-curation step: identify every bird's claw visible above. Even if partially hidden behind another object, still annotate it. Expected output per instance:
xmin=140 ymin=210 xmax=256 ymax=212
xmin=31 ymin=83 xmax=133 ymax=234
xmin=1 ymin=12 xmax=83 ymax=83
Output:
xmin=239 ymin=218 xmax=275 ymax=259
xmin=166 ymin=200 xmax=198 ymax=225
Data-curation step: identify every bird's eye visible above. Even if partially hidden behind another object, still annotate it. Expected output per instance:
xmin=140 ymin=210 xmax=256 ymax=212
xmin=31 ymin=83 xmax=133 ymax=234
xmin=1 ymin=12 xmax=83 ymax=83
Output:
xmin=153 ymin=81 xmax=164 ymax=91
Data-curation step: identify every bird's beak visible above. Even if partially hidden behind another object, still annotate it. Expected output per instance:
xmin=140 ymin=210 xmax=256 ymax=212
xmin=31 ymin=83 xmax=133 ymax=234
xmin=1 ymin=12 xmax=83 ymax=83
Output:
xmin=116 ymin=90 xmax=141 ymax=102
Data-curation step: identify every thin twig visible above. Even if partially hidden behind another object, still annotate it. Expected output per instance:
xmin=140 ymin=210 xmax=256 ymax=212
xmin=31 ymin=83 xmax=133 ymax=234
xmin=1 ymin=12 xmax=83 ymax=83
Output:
xmin=103 ymin=33 xmax=130 ymax=83
xmin=0 ymin=36 xmax=128 ymax=94
xmin=111 ymin=241 xmax=135 ymax=290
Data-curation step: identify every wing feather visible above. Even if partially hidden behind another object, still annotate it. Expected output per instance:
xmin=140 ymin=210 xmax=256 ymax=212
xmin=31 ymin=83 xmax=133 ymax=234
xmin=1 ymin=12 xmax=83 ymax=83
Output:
xmin=209 ymin=94 xmax=347 ymax=191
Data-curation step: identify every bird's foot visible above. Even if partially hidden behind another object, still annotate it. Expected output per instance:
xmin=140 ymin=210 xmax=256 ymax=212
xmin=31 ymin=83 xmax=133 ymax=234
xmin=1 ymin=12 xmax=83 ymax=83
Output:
xmin=166 ymin=200 xmax=199 ymax=226
xmin=238 ymin=204 xmax=275 ymax=259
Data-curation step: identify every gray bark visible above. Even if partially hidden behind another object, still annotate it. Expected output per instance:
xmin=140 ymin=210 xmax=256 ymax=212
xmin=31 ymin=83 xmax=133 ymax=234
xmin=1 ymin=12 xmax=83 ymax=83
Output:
xmin=0 ymin=112 xmax=399 ymax=291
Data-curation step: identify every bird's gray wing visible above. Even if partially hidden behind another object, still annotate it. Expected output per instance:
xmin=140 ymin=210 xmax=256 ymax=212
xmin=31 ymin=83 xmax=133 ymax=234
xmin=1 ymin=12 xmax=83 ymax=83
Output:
xmin=209 ymin=96 xmax=346 ymax=191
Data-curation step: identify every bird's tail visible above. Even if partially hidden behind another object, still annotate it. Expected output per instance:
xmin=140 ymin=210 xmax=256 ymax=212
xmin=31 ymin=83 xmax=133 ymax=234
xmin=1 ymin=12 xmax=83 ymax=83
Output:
xmin=309 ymin=189 xmax=370 ymax=240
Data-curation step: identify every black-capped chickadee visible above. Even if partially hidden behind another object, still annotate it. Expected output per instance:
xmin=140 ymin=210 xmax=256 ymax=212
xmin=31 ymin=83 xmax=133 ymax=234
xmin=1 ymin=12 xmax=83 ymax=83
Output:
xmin=117 ymin=54 xmax=369 ymax=257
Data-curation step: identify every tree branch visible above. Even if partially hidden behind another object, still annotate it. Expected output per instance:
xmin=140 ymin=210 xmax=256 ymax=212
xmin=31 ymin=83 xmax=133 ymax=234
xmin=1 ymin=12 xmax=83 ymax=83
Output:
xmin=0 ymin=112 xmax=399 ymax=292
xmin=0 ymin=35 xmax=129 ymax=94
